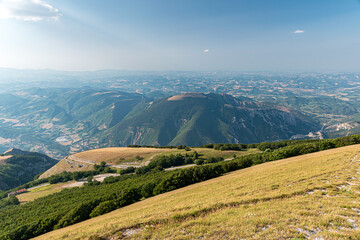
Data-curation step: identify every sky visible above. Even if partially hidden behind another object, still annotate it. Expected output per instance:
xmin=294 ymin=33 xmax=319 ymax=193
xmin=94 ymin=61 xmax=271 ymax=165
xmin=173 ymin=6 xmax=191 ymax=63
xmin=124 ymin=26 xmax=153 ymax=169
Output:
xmin=0 ymin=0 xmax=360 ymax=72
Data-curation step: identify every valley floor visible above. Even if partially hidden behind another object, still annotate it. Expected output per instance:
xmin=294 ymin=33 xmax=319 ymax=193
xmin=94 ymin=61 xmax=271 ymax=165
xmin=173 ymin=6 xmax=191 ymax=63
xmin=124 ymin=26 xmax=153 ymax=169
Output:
xmin=35 ymin=145 xmax=360 ymax=239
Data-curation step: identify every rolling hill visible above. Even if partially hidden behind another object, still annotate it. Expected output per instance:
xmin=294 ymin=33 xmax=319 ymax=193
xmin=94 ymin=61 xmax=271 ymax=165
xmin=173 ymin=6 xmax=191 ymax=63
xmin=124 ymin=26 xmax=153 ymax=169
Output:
xmin=39 ymin=146 xmax=260 ymax=178
xmin=34 ymin=144 xmax=360 ymax=239
xmin=0 ymin=149 xmax=57 ymax=190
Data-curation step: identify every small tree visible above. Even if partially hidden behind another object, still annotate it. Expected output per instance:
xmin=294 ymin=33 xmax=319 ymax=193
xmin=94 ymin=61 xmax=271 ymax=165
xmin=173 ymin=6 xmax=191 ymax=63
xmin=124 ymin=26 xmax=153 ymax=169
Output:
xmin=90 ymin=200 xmax=116 ymax=218
xmin=7 ymin=195 xmax=20 ymax=205
xmin=193 ymin=151 xmax=198 ymax=159
xmin=194 ymin=159 xmax=204 ymax=165
xmin=87 ymin=176 xmax=93 ymax=183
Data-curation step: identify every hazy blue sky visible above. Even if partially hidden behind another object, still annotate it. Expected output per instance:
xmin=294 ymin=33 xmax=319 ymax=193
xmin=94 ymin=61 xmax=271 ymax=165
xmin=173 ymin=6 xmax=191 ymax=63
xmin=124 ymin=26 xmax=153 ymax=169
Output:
xmin=0 ymin=0 xmax=360 ymax=71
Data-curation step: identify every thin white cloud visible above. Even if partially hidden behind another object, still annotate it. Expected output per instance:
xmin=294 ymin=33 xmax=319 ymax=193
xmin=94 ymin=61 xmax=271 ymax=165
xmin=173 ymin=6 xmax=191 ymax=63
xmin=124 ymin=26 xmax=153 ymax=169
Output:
xmin=203 ymin=49 xmax=209 ymax=53
xmin=0 ymin=0 xmax=61 ymax=21
xmin=293 ymin=30 xmax=305 ymax=34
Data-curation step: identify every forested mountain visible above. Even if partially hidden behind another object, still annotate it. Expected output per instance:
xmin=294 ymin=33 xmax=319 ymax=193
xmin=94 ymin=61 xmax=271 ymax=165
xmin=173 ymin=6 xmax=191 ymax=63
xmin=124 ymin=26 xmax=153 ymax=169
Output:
xmin=104 ymin=93 xmax=320 ymax=146
xmin=0 ymin=149 xmax=57 ymax=190
xmin=0 ymin=89 xmax=323 ymax=157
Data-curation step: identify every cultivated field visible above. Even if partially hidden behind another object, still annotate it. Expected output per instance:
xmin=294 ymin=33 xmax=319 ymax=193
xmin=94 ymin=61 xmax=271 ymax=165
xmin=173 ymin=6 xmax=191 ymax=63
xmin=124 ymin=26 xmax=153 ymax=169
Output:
xmin=40 ymin=147 xmax=259 ymax=178
xmin=35 ymin=144 xmax=360 ymax=239
xmin=17 ymin=182 xmax=73 ymax=204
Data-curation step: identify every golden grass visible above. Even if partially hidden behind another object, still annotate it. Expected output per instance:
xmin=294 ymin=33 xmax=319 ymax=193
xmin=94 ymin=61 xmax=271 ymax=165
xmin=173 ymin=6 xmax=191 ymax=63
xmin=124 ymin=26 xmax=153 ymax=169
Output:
xmin=167 ymin=93 xmax=206 ymax=101
xmin=70 ymin=147 xmax=255 ymax=164
xmin=0 ymin=155 xmax=12 ymax=164
xmin=39 ymin=158 xmax=94 ymax=178
xmin=34 ymin=144 xmax=360 ymax=239
xmin=71 ymin=147 xmax=176 ymax=164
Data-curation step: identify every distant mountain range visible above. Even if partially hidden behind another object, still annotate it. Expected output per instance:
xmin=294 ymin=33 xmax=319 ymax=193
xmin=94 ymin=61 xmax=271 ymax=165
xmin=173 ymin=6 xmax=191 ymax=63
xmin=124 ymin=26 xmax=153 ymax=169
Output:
xmin=0 ymin=88 xmax=347 ymax=157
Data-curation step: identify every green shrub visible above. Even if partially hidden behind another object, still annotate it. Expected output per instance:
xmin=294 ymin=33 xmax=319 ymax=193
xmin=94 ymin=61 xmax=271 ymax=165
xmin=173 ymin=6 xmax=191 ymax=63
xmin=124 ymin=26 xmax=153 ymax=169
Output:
xmin=194 ymin=159 xmax=204 ymax=165
xmin=90 ymin=200 xmax=117 ymax=218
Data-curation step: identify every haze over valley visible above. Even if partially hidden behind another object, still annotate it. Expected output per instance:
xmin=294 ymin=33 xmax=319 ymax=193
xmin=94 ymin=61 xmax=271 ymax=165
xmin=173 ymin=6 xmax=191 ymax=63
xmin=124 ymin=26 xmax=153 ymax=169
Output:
xmin=0 ymin=70 xmax=359 ymax=158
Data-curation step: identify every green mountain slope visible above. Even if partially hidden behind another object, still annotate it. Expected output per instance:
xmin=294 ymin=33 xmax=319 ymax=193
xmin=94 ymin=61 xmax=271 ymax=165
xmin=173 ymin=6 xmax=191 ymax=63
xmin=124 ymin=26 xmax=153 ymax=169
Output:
xmin=0 ymin=149 xmax=57 ymax=190
xmin=104 ymin=93 xmax=320 ymax=146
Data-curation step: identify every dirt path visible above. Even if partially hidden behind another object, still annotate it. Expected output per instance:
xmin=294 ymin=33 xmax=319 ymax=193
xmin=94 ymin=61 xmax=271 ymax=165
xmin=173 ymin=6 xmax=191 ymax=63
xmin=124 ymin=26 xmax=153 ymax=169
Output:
xmin=164 ymin=164 xmax=197 ymax=171
xmin=93 ymin=173 xmax=120 ymax=182
xmin=67 ymin=155 xmax=96 ymax=165
xmin=164 ymin=158 xmax=234 ymax=171
xmin=27 ymin=183 xmax=50 ymax=191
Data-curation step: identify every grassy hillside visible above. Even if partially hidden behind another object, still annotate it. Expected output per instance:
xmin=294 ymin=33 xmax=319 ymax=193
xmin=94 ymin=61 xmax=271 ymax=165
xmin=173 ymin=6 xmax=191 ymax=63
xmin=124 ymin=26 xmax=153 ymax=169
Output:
xmin=0 ymin=136 xmax=359 ymax=239
xmin=35 ymin=144 xmax=360 ymax=239
xmin=40 ymin=147 xmax=260 ymax=178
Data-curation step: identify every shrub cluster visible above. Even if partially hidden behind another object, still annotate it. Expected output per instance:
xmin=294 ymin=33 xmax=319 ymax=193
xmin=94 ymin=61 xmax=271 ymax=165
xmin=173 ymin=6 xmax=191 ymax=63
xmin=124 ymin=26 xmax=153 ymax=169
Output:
xmin=48 ymin=162 xmax=114 ymax=184
xmin=118 ymin=166 xmax=136 ymax=175
xmin=134 ymin=153 xmax=197 ymax=174
xmin=0 ymin=195 xmax=19 ymax=209
xmin=195 ymin=156 xmax=224 ymax=165
xmin=256 ymin=139 xmax=321 ymax=151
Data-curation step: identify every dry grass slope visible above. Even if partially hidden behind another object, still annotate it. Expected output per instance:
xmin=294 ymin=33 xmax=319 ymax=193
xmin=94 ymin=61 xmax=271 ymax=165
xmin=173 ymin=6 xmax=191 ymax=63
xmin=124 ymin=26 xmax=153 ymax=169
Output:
xmin=39 ymin=158 xmax=94 ymax=178
xmin=167 ymin=93 xmax=207 ymax=101
xmin=0 ymin=155 xmax=12 ymax=164
xmin=40 ymin=147 xmax=258 ymax=179
xmin=70 ymin=147 xmax=176 ymax=164
xmin=34 ymin=144 xmax=360 ymax=239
